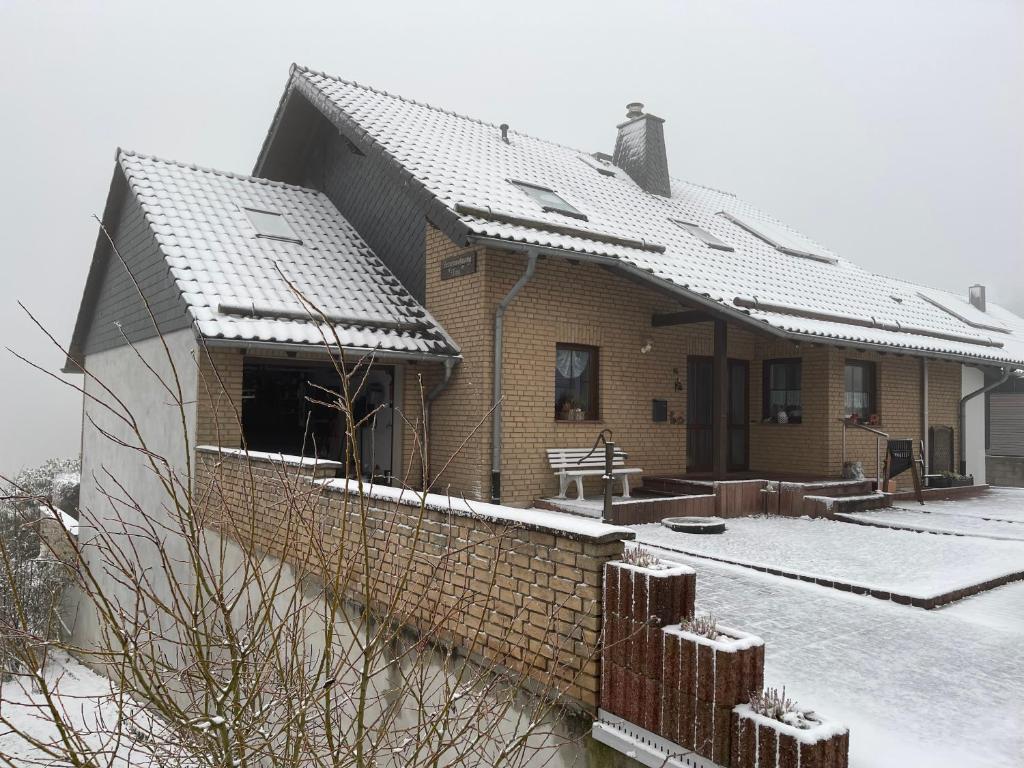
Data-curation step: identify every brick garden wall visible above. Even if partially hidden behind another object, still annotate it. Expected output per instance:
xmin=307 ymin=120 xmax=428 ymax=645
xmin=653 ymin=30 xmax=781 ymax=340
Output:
xmin=195 ymin=447 xmax=632 ymax=711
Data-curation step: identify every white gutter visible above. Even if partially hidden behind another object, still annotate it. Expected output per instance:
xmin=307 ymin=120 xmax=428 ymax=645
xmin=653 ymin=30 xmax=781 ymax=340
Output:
xmin=198 ymin=335 xmax=460 ymax=365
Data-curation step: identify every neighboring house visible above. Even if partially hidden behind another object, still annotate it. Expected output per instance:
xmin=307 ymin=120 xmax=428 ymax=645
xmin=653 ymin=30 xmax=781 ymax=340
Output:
xmin=983 ymin=291 xmax=1024 ymax=486
xmin=67 ymin=65 xmax=1024 ymax=516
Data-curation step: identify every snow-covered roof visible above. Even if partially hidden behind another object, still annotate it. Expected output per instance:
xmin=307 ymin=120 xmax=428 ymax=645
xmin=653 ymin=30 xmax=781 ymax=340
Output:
xmin=114 ymin=150 xmax=457 ymax=358
xmin=273 ymin=65 xmax=1024 ymax=367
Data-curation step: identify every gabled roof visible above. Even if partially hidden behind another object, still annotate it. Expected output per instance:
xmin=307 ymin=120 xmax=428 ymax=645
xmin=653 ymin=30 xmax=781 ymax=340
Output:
xmin=67 ymin=150 xmax=458 ymax=368
xmin=257 ymin=65 xmax=1024 ymax=368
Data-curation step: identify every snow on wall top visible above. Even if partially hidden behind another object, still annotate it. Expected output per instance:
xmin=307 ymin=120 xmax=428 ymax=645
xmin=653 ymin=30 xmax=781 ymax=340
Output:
xmin=287 ymin=66 xmax=1024 ymax=367
xmin=117 ymin=150 xmax=457 ymax=358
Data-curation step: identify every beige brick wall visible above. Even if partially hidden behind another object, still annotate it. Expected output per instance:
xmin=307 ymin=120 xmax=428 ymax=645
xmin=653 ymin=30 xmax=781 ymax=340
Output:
xmin=417 ymin=227 xmax=967 ymax=501
xmin=818 ymin=350 xmax=961 ymax=489
xmin=749 ymin=343 xmax=833 ymax=477
xmin=196 ymin=448 xmax=627 ymax=711
xmin=192 ymin=228 xmax=966 ymax=500
xmin=196 ymin=347 xmax=244 ymax=448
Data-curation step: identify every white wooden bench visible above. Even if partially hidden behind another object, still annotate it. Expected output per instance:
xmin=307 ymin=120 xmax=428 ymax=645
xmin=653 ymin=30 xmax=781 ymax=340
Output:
xmin=546 ymin=448 xmax=643 ymax=500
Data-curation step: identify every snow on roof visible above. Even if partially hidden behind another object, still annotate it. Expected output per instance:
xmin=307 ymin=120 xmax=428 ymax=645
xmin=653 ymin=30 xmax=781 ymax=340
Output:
xmin=117 ymin=150 xmax=457 ymax=358
xmin=38 ymin=505 xmax=78 ymax=536
xmin=285 ymin=66 xmax=1024 ymax=366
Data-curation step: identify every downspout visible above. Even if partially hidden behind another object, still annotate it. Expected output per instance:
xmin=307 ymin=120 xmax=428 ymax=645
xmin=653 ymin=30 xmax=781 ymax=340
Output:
xmin=424 ymin=357 xmax=457 ymax=487
xmin=491 ymin=250 xmax=539 ymax=503
xmin=921 ymin=358 xmax=929 ymax=476
xmin=959 ymin=368 xmax=1010 ymax=475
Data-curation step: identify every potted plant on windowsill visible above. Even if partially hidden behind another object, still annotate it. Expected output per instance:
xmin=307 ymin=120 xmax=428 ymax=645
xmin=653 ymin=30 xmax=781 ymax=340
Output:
xmin=732 ymin=687 xmax=849 ymax=768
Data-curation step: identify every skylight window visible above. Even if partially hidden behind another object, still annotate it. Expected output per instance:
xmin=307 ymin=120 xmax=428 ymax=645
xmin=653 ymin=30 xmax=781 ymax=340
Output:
xmin=916 ymin=290 xmax=1009 ymax=333
xmin=509 ymin=180 xmax=587 ymax=221
xmin=717 ymin=211 xmax=836 ymax=264
xmin=243 ymin=207 xmax=302 ymax=244
xmin=670 ymin=219 xmax=734 ymax=252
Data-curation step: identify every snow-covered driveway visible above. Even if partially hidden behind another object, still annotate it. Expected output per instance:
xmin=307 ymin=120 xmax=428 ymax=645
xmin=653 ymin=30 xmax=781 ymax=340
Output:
xmin=643 ymin=550 xmax=1024 ymax=768
xmin=840 ymin=487 xmax=1024 ymax=541
xmin=632 ymin=515 xmax=1024 ymax=601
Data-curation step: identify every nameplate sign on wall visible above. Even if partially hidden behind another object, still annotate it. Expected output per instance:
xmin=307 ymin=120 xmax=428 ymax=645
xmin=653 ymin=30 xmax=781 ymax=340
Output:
xmin=440 ymin=252 xmax=477 ymax=280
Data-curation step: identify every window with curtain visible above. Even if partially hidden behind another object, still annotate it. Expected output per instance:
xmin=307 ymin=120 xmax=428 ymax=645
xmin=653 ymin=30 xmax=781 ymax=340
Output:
xmin=763 ymin=358 xmax=802 ymax=423
xmin=844 ymin=360 xmax=877 ymax=421
xmin=555 ymin=344 xmax=599 ymax=421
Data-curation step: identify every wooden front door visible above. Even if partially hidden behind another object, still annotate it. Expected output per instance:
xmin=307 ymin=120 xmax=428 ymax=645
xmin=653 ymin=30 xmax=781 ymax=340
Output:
xmin=687 ymin=357 xmax=749 ymax=473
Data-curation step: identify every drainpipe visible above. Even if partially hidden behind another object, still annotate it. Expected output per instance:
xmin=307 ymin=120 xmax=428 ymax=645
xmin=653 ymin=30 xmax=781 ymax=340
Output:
xmin=959 ymin=368 xmax=1010 ymax=475
xmin=491 ymin=250 xmax=539 ymax=503
xmin=424 ymin=357 xmax=457 ymax=486
xmin=921 ymin=358 xmax=929 ymax=476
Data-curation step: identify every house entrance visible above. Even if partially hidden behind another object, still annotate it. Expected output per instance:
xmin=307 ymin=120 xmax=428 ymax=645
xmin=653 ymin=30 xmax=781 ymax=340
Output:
xmin=241 ymin=359 xmax=395 ymax=481
xmin=686 ymin=357 xmax=749 ymax=473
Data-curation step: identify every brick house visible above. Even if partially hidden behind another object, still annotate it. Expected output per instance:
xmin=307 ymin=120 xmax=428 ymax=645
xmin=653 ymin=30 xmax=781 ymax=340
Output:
xmin=67 ymin=65 xmax=1024 ymax=513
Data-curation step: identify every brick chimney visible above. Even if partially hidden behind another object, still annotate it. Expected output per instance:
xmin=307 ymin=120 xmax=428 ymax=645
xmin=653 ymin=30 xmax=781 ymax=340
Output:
xmin=613 ymin=102 xmax=671 ymax=197
xmin=968 ymin=284 xmax=986 ymax=312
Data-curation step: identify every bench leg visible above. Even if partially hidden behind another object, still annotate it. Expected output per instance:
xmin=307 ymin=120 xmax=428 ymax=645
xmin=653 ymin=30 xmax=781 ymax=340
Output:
xmin=558 ymin=474 xmax=569 ymax=499
xmin=621 ymin=475 xmax=631 ymax=499
xmin=575 ymin=476 xmax=585 ymax=501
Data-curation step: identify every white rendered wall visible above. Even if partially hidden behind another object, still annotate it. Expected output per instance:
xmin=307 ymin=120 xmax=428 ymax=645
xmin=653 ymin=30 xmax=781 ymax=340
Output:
xmin=73 ymin=328 xmax=198 ymax=650
xmin=961 ymin=365 xmax=986 ymax=484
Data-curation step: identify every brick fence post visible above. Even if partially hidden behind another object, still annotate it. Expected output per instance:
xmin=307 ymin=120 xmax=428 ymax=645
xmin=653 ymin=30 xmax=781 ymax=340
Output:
xmin=602 ymin=559 xmax=695 ymax=733
xmin=662 ymin=624 xmax=764 ymax=766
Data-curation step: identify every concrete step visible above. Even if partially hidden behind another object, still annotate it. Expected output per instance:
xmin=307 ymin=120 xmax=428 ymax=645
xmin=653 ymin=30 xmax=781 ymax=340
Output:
xmin=803 ymin=492 xmax=891 ymax=518
xmin=794 ymin=479 xmax=877 ymax=498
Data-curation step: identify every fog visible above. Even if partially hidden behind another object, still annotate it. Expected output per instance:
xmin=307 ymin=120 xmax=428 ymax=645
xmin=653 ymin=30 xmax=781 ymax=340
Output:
xmin=1 ymin=0 xmax=1021 ymax=475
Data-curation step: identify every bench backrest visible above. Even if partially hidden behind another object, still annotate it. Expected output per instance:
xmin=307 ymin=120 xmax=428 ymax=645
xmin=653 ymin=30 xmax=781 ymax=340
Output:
xmin=547 ymin=447 xmax=630 ymax=471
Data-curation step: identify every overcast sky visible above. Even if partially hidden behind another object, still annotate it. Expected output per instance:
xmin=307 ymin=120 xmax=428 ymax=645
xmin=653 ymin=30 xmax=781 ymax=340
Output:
xmin=0 ymin=0 xmax=1021 ymax=477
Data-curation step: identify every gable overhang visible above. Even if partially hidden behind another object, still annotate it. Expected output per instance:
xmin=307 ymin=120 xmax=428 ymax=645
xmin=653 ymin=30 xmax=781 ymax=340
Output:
xmin=467 ymin=234 xmax=1018 ymax=372
xmin=253 ymin=65 xmax=472 ymax=250
xmin=62 ymin=161 xmax=147 ymax=374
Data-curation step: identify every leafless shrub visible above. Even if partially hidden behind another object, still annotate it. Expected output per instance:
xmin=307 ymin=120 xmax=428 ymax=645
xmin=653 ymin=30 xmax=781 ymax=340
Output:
xmin=0 ymin=464 xmax=74 ymax=679
xmin=0 ymin=248 xmax=598 ymax=767
xmin=679 ymin=612 xmax=719 ymax=639
xmin=749 ymin=686 xmax=819 ymax=729
xmin=620 ymin=546 xmax=661 ymax=569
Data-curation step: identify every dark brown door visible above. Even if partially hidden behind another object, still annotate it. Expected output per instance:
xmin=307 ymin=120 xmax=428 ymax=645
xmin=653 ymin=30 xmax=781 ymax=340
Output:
xmin=687 ymin=358 xmax=714 ymax=472
xmin=687 ymin=357 xmax=749 ymax=473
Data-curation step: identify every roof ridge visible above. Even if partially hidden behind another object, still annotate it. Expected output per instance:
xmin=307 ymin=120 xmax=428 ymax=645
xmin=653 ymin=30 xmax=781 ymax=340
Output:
xmin=291 ymin=66 xmax=753 ymax=198
xmin=117 ymin=148 xmax=324 ymax=197
xmin=292 ymin=64 xmax=598 ymax=157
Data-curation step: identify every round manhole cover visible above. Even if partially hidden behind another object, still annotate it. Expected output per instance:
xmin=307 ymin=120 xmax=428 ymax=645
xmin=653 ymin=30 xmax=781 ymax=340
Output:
xmin=661 ymin=516 xmax=726 ymax=534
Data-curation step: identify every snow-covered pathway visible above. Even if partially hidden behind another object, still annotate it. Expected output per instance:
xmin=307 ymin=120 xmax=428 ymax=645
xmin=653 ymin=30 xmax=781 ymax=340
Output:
xmin=632 ymin=515 xmax=1024 ymax=600
xmin=895 ymin=488 xmax=1024 ymax=523
xmin=838 ymin=506 xmax=1024 ymax=540
xmin=644 ymin=548 xmax=1024 ymax=768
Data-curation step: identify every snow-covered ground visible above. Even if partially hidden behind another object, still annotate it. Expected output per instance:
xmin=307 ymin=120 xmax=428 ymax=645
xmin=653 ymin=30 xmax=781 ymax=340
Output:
xmin=643 ymin=549 xmax=1024 ymax=768
xmin=0 ymin=653 xmax=159 ymax=766
xmin=899 ymin=488 xmax=1024 ymax=523
xmin=633 ymin=515 xmax=1024 ymax=599
xmin=937 ymin=580 xmax=1024 ymax=633
xmin=838 ymin=507 xmax=1024 ymax=541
